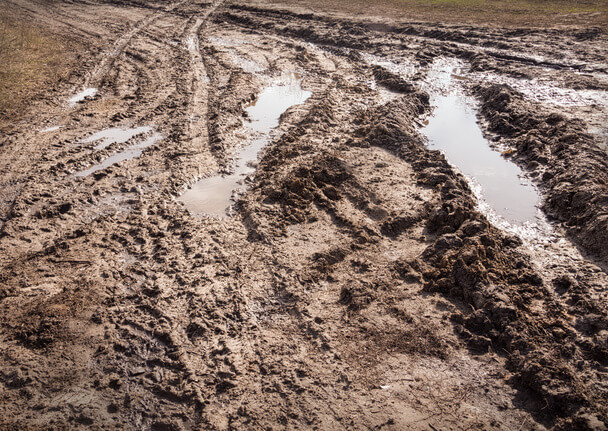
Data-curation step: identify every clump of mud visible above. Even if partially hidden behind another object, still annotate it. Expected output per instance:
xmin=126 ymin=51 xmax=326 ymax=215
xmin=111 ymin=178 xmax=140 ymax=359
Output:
xmin=371 ymin=65 xmax=415 ymax=93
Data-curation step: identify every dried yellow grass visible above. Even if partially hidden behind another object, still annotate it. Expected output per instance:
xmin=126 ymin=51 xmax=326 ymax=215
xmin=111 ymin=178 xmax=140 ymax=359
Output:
xmin=0 ymin=12 xmax=71 ymax=117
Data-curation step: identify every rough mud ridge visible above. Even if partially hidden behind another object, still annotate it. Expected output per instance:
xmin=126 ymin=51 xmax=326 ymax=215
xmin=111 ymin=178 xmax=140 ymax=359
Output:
xmin=476 ymin=84 xmax=608 ymax=268
xmin=355 ymin=97 xmax=608 ymax=429
xmin=218 ymin=4 xmax=608 ymax=79
xmin=202 ymin=46 xmax=259 ymax=171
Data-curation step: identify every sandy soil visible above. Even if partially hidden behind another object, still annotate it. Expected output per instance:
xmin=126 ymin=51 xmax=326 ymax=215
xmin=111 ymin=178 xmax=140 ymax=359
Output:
xmin=0 ymin=0 xmax=607 ymax=429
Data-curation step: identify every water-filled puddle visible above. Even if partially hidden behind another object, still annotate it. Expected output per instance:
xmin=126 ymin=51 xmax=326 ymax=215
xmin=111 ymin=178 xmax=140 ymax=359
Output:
xmin=68 ymin=87 xmax=98 ymax=105
xmin=420 ymin=61 xmax=540 ymax=226
xmin=81 ymin=126 xmax=153 ymax=150
xmin=422 ymin=94 xmax=539 ymax=225
xmin=40 ymin=125 xmax=62 ymax=133
xmin=179 ymin=74 xmax=312 ymax=217
xmin=75 ymin=131 xmax=162 ymax=177
xmin=184 ymin=34 xmax=200 ymax=52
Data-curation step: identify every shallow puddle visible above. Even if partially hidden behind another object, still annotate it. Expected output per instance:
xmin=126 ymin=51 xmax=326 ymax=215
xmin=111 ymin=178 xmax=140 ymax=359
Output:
xmin=81 ymin=126 xmax=153 ymax=150
xmin=422 ymin=94 xmax=539 ymax=225
xmin=179 ymin=74 xmax=312 ymax=217
xmin=40 ymin=125 xmax=62 ymax=133
xmin=184 ymin=34 xmax=200 ymax=53
xmin=75 ymin=132 xmax=162 ymax=177
xmin=420 ymin=62 xmax=540 ymax=226
xmin=68 ymin=87 xmax=98 ymax=105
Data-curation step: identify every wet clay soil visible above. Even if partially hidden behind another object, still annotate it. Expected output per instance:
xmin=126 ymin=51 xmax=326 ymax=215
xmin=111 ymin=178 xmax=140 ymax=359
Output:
xmin=179 ymin=74 xmax=311 ymax=216
xmin=0 ymin=1 xmax=607 ymax=430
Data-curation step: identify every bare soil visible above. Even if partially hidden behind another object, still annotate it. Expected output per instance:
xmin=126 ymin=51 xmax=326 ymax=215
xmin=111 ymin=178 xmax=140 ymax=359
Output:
xmin=0 ymin=0 xmax=607 ymax=430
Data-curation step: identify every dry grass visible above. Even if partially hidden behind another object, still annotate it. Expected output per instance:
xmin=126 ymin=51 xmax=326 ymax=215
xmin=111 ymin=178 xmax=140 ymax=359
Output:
xmin=268 ymin=0 xmax=608 ymax=27
xmin=0 ymin=11 xmax=74 ymax=119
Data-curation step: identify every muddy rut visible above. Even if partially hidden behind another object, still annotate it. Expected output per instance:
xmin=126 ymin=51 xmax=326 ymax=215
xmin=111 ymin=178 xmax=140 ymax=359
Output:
xmin=0 ymin=0 xmax=607 ymax=429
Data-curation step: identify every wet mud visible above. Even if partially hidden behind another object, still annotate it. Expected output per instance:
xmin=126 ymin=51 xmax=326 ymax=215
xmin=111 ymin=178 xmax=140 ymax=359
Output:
xmin=0 ymin=0 xmax=607 ymax=430
xmin=179 ymin=74 xmax=311 ymax=217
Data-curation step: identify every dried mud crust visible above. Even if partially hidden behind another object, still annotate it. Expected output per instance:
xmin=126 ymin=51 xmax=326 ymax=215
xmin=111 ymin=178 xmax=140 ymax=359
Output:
xmin=476 ymin=84 xmax=608 ymax=267
xmin=1 ymin=0 xmax=608 ymax=430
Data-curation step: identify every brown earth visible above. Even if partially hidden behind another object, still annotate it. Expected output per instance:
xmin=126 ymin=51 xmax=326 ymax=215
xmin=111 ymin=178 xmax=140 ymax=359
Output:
xmin=0 ymin=0 xmax=607 ymax=430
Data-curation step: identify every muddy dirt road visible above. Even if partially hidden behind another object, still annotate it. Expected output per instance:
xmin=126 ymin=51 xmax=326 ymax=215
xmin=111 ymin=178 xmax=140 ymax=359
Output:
xmin=1 ymin=0 xmax=607 ymax=429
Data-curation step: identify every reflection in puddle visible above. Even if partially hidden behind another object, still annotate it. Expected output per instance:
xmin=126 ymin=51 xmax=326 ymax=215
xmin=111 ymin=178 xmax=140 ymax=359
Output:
xmin=81 ymin=126 xmax=153 ymax=150
xmin=421 ymin=63 xmax=540 ymax=226
xmin=179 ymin=74 xmax=312 ymax=217
xmin=68 ymin=87 xmax=98 ymax=105
xmin=362 ymin=55 xmax=542 ymax=226
xmin=75 ymin=132 xmax=162 ymax=177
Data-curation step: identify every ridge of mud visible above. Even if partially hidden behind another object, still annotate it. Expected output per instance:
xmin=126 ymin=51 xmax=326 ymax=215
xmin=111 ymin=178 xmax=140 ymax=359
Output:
xmin=354 ymin=96 xmax=608 ymax=428
xmin=235 ymin=76 xmax=608 ymax=427
xmin=476 ymin=84 xmax=608 ymax=269
xmin=201 ymin=45 xmax=260 ymax=171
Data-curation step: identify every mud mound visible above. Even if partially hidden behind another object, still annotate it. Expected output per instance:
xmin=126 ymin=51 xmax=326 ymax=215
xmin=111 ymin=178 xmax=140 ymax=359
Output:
xmin=241 ymin=90 xmax=382 ymax=242
xmin=371 ymin=65 xmax=415 ymax=93
xmin=476 ymin=84 xmax=608 ymax=267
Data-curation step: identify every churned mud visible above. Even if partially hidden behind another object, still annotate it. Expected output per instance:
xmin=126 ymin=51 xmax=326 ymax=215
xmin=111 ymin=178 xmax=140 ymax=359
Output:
xmin=179 ymin=73 xmax=311 ymax=217
xmin=0 ymin=0 xmax=607 ymax=430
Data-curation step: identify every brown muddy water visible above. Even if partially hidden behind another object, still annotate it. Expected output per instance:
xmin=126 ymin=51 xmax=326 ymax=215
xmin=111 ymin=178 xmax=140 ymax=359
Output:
xmin=421 ymin=61 xmax=541 ymax=227
xmin=422 ymin=93 xmax=539 ymax=225
xmin=420 ymin=59 xmax=544 ymax=226
xmin=178 ymin=74 xmax=312 ymax=217
xmin=364 ymin=55 xmax=544 ymax=227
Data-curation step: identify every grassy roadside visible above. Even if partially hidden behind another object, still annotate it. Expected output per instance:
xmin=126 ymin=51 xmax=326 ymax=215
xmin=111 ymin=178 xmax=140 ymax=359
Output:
xmin=0 ymin=11 xmax=78 ymax=122
xmin=268 ymin=0 xmax=608 ymax=27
